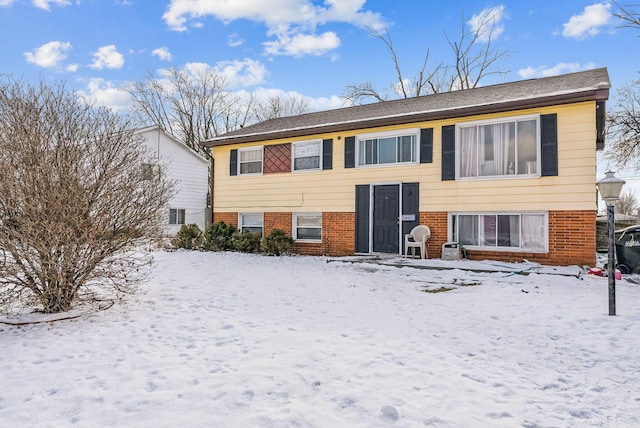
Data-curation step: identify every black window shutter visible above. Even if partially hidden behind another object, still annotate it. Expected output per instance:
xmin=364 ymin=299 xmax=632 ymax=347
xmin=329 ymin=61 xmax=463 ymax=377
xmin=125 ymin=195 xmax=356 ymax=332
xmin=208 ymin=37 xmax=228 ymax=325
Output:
xmin=344 ymin=136 xmax=355 ymax=168
xmin=322 ymin=139 xmax=333 ymax=170
xmin=420 ymin=128 xmax=433 ymax=164
xmin=355 ymin=185 xmax=370 ymax=253
xmin=441 ymin=125 xmax=456 ymax=180
xmin=541 ymin=114 xmax=558 ymax=177
xmin=596 ymin=101 xmax=606 ymax=151
xmin=229 ymin=149 xmax=238 ymax=176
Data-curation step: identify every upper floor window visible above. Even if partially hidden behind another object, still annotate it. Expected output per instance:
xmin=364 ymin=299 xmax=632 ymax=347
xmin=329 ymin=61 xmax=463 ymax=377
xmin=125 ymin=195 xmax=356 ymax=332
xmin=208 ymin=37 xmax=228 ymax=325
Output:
xmin=239 ymin=147 xmax=263 ymax=175
xmin=457 ymin=116 xmax=539 ymax=178
xmin=292 ymin=140 xmax=322 ymax=171
xmin=357 ymin=130 xmax=418 ymax=167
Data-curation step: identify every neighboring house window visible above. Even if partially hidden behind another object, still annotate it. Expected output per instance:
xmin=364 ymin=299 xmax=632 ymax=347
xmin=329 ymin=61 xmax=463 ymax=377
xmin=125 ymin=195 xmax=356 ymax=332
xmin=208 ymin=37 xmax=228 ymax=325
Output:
xmin=169 ymin=208 xmax=185 ymax=225
xmin=356 ymin=129 xmax=418 ymax=166
xmin=457 ymin=115 xmax=539 ymax=178
xmin=293 ymin=213 xmax=322 ymax=241
xmin=142 ymin=163 xmax=160 ymax=180
xmin=239 ymin=147 xmax=263 ymax=175
xmin=451 ymin=212 xmax=547 ymax=251
xmin=239 ymin=213 xmax=263 ymax=235
xmin=292 ymin=140 xmax=322 ymax=171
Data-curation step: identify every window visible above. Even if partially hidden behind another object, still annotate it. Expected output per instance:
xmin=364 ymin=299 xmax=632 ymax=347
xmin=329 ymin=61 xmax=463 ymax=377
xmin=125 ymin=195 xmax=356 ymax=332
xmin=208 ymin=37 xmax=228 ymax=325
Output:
xmin=239 ymin=213 xmax=263 ymax=235
xmin=357 ymin=130 xmax=418 ymax=166
xmin=458 ymin=116 xmax=538 ymax=178
xmin=142 ymin=163 xmax=160 ymax=180
xmin=169 ymin=208 xmax=185 ymax=225
xmin=451 ymin=213 xmax=546 ymax=251
xmin=293 ymin=213 xmax=322 ymax=241
xmin=292 ymin=140 xmax=322 ymax=171
xmin=239 ymin=147 xmax=263 ymax=175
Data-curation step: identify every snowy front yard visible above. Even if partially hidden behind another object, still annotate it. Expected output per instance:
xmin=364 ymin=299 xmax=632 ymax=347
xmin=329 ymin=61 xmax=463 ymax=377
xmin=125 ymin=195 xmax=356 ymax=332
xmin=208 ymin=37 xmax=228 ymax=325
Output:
xmin=1 ymin=251 xmax=639 ymax=427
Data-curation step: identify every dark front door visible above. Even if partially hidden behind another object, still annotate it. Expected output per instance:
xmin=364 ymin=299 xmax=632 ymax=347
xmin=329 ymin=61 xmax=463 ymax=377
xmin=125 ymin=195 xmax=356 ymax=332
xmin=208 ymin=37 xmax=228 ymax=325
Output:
xmin=373 ymin=184 xmax=399 ymax=253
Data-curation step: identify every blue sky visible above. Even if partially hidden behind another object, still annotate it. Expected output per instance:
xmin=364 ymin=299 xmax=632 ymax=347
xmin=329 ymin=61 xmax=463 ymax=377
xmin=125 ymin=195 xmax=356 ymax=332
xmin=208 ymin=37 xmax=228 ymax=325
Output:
xmin=1 ymin=0 xmax=638 ymax=113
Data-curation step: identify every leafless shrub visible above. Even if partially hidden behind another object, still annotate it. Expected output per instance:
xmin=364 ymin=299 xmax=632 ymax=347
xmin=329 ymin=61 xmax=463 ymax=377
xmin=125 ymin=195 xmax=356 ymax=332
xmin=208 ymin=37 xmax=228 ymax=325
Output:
xmin=0 ymin=77 xmax=174 ymax=314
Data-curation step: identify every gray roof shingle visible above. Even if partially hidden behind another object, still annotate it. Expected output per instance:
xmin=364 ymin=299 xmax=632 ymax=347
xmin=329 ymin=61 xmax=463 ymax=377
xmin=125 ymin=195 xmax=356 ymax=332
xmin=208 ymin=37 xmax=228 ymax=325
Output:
xmin=202 ymin=67 xmax=610 ymax=147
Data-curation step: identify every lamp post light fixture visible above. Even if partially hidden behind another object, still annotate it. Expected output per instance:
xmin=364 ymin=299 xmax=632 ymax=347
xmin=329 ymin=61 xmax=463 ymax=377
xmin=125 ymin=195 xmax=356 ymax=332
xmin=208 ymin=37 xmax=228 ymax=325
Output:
xmin=596 ymin=171 xmax=626 ymax=316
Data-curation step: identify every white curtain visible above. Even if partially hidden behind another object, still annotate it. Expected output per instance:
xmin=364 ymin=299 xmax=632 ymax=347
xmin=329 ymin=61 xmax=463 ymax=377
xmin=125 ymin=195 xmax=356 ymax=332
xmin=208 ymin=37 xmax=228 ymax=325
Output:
xmin=460 ymin=127 xmax=477 ymax=177
xmin=522 ymin=214 xmax=545 ymax=249
xmin=492 ymin=123 xmax=511 ymax=175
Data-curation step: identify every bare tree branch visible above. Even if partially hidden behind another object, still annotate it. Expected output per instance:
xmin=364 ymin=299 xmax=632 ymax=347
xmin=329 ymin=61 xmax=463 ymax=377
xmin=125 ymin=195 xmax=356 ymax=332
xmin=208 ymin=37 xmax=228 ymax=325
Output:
xmin=0 ymin=77 xmax=174 ymax=314
xmin=343 ymin=9 xmax=510 ymax=105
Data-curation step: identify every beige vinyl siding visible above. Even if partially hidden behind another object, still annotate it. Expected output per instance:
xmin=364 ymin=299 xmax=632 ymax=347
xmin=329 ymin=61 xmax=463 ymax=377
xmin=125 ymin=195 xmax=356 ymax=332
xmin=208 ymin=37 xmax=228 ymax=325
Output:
xmin=213 ymin=101 xmax=597 ymax=213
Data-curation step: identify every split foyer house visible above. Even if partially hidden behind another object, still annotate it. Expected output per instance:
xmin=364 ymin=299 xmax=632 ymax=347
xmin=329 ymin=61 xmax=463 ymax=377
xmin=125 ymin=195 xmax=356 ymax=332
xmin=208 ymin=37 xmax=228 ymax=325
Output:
xmin=136 ymin=126 xmax=209 ymax=235
xmin=201 ymin=68 xmax=610 ymax=267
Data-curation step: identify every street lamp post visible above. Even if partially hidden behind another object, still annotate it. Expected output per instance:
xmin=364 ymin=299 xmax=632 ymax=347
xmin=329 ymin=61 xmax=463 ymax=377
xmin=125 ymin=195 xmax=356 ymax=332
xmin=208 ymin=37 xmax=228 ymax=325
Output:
xmin=596 ymin=171 xmax=625 ymax=316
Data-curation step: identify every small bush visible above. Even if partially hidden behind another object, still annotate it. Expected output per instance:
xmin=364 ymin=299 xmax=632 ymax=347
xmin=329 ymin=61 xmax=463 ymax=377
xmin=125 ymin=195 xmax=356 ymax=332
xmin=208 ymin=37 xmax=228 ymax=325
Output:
xmin=171 ymin=224 xmax=203 ymax=250
xmin=231 ymin=230 xmax=262 ymax=253
xmin=261 ymin=229 xmax=294 ymax=256
xmin=203 ymin=221 xmax=237 ymax=251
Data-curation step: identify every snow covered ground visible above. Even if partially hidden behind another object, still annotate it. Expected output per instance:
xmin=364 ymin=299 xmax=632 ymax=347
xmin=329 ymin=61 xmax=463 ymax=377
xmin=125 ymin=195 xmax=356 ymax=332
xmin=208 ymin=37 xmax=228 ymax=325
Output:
xmin=1 ymin=250 xmax=639 ymax=427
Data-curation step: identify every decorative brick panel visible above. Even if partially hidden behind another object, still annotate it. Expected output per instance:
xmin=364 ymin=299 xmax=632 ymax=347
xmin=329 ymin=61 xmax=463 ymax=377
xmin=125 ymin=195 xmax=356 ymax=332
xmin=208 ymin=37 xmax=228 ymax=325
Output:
xmin=264 ymin=144 xmax=291 ymax=174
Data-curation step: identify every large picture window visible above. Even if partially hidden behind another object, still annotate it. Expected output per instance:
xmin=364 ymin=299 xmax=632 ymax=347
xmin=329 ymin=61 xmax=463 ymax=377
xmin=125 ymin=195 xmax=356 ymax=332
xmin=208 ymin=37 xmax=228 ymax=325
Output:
xmin=239 ymin=147 xmax=263 ymax=175
xmin=293 ymin=213 xmax=322 ymax=241
xmin=451 ymin=212 xmax=546 ymax=251
xmin=458 ymin=116 xmax=538 ymax=178
xmin=239 ymin=213 xmax=263 ymax=235
xmin=357 ymin=130 xmax=417 ymax=166
xmin=292 ymin=140 xmax=321 ymax=171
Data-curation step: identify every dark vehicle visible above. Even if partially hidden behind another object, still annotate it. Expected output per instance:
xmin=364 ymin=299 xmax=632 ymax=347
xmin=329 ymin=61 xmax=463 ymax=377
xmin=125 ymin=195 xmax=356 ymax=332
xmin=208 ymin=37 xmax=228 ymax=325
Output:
xmin=615 ymin=225 xmax=640 ymax=274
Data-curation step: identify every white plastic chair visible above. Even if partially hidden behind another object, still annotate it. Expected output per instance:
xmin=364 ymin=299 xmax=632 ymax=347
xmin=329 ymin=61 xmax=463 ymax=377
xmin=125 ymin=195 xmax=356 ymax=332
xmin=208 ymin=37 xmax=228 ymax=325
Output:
xmin=404 ymin=225 xmax=431 ymax=259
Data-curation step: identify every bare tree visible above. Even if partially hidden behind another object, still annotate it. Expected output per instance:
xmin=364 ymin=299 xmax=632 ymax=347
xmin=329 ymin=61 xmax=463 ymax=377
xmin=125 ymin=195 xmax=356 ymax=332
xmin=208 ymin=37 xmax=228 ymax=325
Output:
xmin=0 ymin=77 xmax=173 ymax=314
xmin=616 ymin=190 xmax=639 ymax=216
xmin=254 ymin=93 xmax=309 ymax=122
xmin=605 ymin=3 xmax=640 ymax=168
xmin=128 ymin=68 xmax=311 ymax=154
xmin=614 ymin=2 xmax=640 ymax=29
xmin=606 ymin=79 xmax=640 ymax=169
xmin=127 ymin=67 xmax=252 ymax=155
xmin=343 ymin=9 xmax=510 ymax=104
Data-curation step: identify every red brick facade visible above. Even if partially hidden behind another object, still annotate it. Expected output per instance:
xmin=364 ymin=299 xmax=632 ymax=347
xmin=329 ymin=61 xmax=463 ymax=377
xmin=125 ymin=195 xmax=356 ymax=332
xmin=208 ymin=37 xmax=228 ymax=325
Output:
xmin=213 ymin=210 xmax=596 ymax=266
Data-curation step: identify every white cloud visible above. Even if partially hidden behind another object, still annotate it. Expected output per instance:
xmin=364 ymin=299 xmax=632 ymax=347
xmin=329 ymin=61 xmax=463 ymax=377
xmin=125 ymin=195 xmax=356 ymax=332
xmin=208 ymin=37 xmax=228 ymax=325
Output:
xmin=263 ymin=31 xmax=340 ymax=57
xmin=468 ymin=5 xmax=506 ymax=43
xmin=33 ymin=0 xmax=71 ymax=11
xmin=90 ymin=45 xmax=125 ymax=70
xmin=562 ymin=3 xmax=612 ymax=40
xmin=77 ymin=78 xmax=131 ymax=111
xmin=166 ymin=58 xmax=268 ymax=89
xmin=162 ymin=0 xmax=385 ymax=57
xmin=213 ymin=58 xmax=268 ymax=88
xmin=0 ymin=0 xmax=17 ymax=7
xmin=517 ymin=62 xmax=597 ymax=79
xmin=151 ymin=47 xmax=172 ymax=61
xmin=228 ymin=33 xmax=244 ymax=48
xmin=23 ymin=41 xmax=72 ymax=68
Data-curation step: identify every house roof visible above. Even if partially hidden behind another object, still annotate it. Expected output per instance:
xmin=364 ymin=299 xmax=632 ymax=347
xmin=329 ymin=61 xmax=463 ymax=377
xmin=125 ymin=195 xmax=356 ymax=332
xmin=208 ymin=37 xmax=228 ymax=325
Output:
xmin=135 ymin=125 xmax=209 ymax=164
xmin=201 ymin=67 xmax=610 ymax=148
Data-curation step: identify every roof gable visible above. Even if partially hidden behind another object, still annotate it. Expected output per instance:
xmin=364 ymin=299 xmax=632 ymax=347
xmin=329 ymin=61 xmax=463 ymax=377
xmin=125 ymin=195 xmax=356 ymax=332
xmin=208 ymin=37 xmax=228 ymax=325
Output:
xmin=202 ymin=68 xmax=610 ymax=147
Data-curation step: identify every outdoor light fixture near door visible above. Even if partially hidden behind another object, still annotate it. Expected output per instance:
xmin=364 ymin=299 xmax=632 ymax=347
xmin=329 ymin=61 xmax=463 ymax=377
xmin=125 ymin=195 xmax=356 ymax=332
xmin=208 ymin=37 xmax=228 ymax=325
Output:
xmin=596 ymin=171 xmax=625 ymax=316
